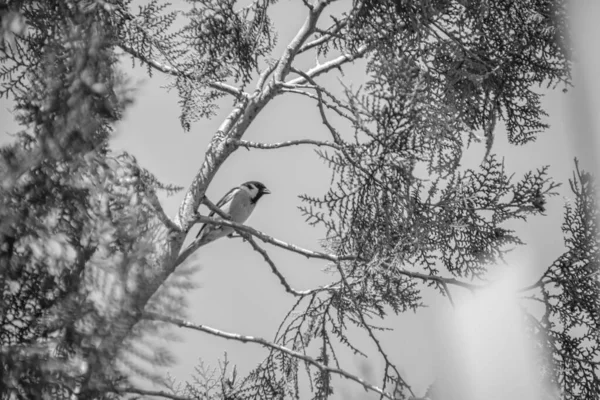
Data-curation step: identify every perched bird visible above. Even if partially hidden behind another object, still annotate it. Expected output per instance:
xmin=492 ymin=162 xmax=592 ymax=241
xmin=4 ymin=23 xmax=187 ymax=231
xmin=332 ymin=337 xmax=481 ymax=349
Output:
xmin=196 ymin=181 xmax=270 ymax=246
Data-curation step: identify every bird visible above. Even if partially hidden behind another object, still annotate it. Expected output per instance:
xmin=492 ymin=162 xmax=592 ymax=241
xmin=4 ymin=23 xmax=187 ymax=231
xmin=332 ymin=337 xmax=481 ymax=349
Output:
xmin=195 ymin=181 xmax=270 ymax=246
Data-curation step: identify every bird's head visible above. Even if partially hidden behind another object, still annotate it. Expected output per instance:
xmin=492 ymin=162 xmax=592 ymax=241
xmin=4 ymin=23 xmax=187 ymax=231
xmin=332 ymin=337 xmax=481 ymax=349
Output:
xmin=242 ymin=181 xmax=271 ymax=203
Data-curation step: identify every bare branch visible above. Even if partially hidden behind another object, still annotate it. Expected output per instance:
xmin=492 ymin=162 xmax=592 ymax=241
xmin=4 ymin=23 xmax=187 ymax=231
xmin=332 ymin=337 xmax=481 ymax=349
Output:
xmin=213 ymin=216 xmax=356 ymax=262
xmin=289 ymin=69 xmax=343 ymax=143
xmin=440 ymin=281 xmax=456 ymax=307
xmin=146 ymin=188 xmax=181 ymax=232
xmin=118 ymin=43 xmax=244 ymax=98
xmin=301 ymin=0 xmax=314 ymax=10
xmin=279 ymin=84 xmax=358 ymax=123
xmin=176 ymin=215 xmax=356 ymax=268
xmin=286 ymin=45 xmax=369 ymax=86
xmin=201 ymin=195 xmax=231 ymax=219
xmin=231 ymin=138 xmax=341 ymax=150
xmin=143 ymin=312 xmax=399 ymax=400
xmin=298 ymin=19 xmax=347 ymax=54
xmin=273 ymin=0 xmax=331 ymax=81
xmin=240 ymin=234 xmax=320 ymax=296
xmin=178 ymin=211 xmax=348 ymax=296
xmin=256 ymin=61 xmax=278 ymax=92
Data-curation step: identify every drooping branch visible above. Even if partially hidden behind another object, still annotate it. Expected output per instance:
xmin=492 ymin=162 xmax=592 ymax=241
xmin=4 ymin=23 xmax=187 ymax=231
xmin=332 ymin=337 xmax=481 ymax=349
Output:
xmin=143 ymin=312 xmax=399 ymax=400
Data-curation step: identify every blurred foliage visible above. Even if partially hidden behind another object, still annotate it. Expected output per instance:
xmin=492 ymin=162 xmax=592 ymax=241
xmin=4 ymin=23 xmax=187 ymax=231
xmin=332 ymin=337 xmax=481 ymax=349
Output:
xmin=0 ymin=0 xmax=185 ymax=398
xmin=0 ymin=0 xmax=597 ymax=400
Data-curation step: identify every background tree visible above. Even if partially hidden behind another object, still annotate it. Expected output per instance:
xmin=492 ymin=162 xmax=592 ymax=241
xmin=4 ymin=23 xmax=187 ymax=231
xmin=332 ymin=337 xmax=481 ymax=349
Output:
xmin=0 ymin=0 xmax=597 ymax=399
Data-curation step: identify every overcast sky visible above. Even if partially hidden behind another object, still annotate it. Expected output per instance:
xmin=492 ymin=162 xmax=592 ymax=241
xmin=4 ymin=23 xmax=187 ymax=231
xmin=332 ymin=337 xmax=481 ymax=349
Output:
xmin=0 ymin=1 xmax=599 ymax=399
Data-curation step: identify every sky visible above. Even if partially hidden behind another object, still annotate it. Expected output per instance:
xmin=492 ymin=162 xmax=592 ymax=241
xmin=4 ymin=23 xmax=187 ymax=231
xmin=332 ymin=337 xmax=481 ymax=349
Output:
xmin=1 ymin=1 xmax=599 ymax=399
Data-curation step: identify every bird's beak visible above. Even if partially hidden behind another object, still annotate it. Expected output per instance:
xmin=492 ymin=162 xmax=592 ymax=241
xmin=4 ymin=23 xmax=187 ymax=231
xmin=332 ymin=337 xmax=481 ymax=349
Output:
xmin=263 ymin=188 xmax=271 ymax=195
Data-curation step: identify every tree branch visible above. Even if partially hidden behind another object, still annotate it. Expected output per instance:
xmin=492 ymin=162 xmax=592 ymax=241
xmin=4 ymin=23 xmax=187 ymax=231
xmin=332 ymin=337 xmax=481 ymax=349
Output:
xmin=298 ymin=19 xmax=348 ymax=54
xmin=240 ymin=234 xmax=323 ymax=296
xmin=175 ymin=215 xmax=356 ymax=267
xmin=395 ymin=267 xmax=481 ymax=292
xmin=286 ymin=45 xmax=369 ymax=86
xmin=255 ymin=61 xmax=278 ymax=92
xmin=118 ymin=43 xmax=244 ymax=98
xmin=232 ymin=138 xmax=340 ymax=150
xmin=279 ymin=84 xmax=358 ymax=123
xmin=89 ymin=2 xmax=357 ymax=389
xmin=272 ymin=0 xmax=331 ymax=82
xmin=201 ymin=195 xmax=231 ymax=219
xmin=290 ymin=67 xmax=388 ymax=191
xmin=143 ymin=312 xmax=399 ymax=400
xmin=518 ymin=275 xmax=549 ymax=292
xmin=146 ymin=188 xmax=181 ymax=232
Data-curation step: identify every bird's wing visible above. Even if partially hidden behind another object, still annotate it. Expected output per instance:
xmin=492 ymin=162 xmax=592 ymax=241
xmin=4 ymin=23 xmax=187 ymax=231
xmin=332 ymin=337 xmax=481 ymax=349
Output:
xmin=196 ymin=186 xmax=239 ymax=238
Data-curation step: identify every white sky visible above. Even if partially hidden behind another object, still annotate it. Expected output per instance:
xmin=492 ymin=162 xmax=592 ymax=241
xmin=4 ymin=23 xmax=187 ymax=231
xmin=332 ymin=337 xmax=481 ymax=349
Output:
xmin=0 ymin=1 xmax=598 ymax=399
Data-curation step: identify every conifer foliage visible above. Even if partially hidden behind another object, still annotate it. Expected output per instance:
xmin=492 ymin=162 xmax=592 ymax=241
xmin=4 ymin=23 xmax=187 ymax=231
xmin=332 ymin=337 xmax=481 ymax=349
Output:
xmin=0 ymin=1 xmax=596 ymax=399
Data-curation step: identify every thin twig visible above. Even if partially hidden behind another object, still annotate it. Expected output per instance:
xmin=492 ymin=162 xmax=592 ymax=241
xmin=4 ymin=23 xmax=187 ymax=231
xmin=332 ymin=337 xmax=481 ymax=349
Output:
xmin=518 ymin=275 xmax=548 ymax=292
xmin=241 ymin=233 xmax=333 ymax=296
xmin=146 ymin=188 xmax=180 ymax=231
xmin=279 ymin=85 xmax=358 ymax=123
xmin=143 ymin=312 xmax=399 ymax=400
xmin=298 ymin=20 xmax=348 ymax=54
xmin=441 ymin=281 xmax=455 ymax=307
